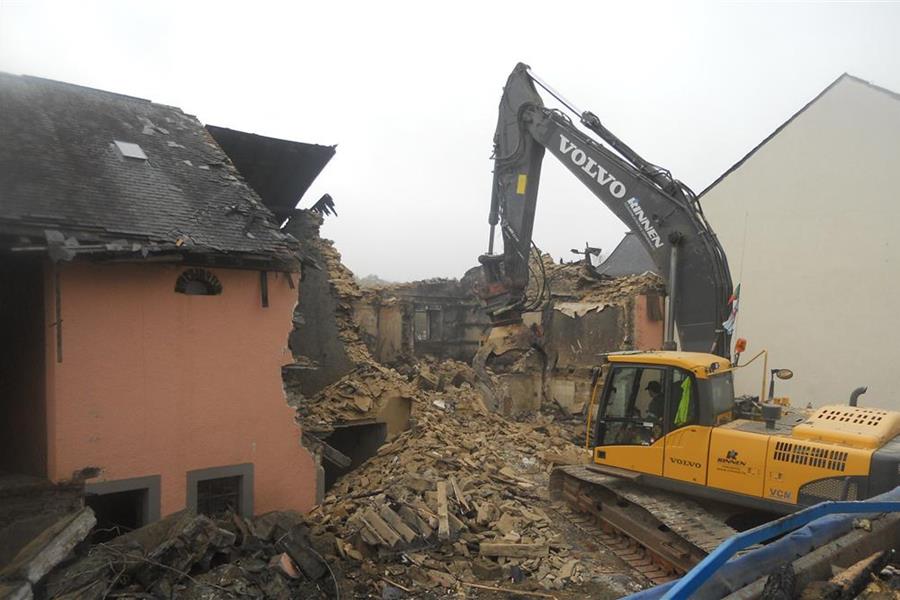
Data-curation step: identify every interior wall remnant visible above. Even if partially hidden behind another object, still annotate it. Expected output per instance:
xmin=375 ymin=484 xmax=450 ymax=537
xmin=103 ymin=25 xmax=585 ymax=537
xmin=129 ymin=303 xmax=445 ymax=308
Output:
xmin=283 ymin=212 xmax=354 ymax=396
xmin=376 ymin=304 xmax=405 ymax=363
xmin=0 ymin=257 xmax=47 ymax=477
xmin=543 ymin=305 xmax=625 ymax=370
xmin=353 ymin=300 xmax=406 ymax=364
xmin=376 ymin=394 xmax=412 ymax=439
xmin=633 ymin=293 xmax=665 ymax=350
xmin=353 ymin=276 xmax=489 ymax=364
xmin=322 ymin=423 xmax=387 ymax=491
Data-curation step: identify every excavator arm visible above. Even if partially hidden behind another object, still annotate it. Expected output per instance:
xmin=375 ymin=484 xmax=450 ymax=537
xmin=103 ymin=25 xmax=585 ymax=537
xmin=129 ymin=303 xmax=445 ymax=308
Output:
xmin=480 ymin=63 xmax=733 ymax=356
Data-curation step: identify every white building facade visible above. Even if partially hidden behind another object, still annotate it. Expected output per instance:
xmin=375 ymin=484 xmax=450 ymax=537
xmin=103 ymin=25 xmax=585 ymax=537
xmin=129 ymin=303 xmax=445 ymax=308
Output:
xmin=701 ymin=75 xmax=899 ymax=411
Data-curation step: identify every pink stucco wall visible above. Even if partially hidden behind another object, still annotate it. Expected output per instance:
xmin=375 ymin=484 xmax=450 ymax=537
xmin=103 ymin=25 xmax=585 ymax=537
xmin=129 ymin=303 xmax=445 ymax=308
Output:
xmin=44 ymin=261 xmax=315 ymax=516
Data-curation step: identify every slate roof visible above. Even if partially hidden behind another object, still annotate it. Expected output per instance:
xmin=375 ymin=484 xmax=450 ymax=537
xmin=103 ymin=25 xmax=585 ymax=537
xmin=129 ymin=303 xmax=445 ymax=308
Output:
xmin=0 ymin=73 xmax=303 ymax=268
xmin=594 ymin=232 xmax=659 ymax=278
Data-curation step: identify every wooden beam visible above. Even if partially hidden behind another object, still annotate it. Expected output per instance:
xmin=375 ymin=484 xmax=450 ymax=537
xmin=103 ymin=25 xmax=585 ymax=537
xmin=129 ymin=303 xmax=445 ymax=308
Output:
xmin=378 ymin=505 xmax=418 ymax=544
xmin=260 ymin=270 xmax=269 ymax=307
xmin=360 ymin=509 xmax=402 ymax=548
xmin=449 ymin=475 xmax=469 ymax=511
xmin=436 ymin=481 xmax=450 ymax=540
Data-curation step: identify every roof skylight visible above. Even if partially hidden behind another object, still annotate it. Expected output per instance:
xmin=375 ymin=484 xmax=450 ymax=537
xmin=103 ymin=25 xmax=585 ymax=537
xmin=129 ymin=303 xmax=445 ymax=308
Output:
xmin=114 ymin=140 xmax=148 ymax=160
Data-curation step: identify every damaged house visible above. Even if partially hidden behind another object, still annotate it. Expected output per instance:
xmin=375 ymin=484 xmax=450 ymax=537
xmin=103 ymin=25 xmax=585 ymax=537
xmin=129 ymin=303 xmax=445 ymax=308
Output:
xmin=351 ymin=273 xmax=489 ymax=365
xmin=0 ymin=73 xmax=334 ymax=532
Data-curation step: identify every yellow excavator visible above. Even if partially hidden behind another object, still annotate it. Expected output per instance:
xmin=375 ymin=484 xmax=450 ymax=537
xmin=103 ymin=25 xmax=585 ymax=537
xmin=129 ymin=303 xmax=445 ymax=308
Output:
xmin=476 ymin=63 xmax=900 ymax=580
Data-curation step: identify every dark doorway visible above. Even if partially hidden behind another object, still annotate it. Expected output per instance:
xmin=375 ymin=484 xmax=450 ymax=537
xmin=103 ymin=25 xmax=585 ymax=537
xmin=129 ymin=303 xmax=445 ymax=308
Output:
xmin=85 ymin=488 xmax=147 ymax=542
xmin=0 ymin=257 xmax=47 ymax=477
xmin=323 ymin=423 xmax=387 ymax=491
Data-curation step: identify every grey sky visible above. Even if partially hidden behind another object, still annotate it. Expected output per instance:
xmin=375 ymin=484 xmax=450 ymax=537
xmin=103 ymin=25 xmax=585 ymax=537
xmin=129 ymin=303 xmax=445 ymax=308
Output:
xmin=2 ymin=0 xmax=899 ymax=281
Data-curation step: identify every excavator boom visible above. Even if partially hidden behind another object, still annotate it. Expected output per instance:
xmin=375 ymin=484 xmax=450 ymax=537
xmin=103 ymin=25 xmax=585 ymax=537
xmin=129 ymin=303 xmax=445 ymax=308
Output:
xmin=481 ymin=63 xmax=732 ymax=355
xmin=476 ymin=64 xmax=900 ymax=585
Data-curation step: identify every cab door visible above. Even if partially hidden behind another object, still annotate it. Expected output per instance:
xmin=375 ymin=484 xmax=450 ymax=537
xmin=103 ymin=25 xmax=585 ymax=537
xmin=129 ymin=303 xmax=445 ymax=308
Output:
xmin=593 ymin=365 xmax=665 ymax=476
xmin=662 ymin=368 xmax=712 ymax=485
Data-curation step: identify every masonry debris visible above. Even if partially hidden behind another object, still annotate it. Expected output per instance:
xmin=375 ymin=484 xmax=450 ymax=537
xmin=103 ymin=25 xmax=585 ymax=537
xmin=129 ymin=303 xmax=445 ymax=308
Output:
xmin=274 ymin=218 xmax=658 ymax=597
xmin=1 ymin=508 xmax=338 ymax=599
xmin=299 ymin=366 xmax=606 ymax=598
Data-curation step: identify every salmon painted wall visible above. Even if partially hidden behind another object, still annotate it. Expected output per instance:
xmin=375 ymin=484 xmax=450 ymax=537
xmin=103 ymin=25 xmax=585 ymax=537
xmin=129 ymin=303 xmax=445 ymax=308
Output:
xmin=43 ymin=261 xmax=315 ymax=516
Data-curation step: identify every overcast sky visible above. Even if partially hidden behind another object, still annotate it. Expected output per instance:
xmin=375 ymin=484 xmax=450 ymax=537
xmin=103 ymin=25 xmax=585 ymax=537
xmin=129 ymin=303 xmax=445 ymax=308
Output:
xmin=2 ymin=0 xmax=899 ymax=281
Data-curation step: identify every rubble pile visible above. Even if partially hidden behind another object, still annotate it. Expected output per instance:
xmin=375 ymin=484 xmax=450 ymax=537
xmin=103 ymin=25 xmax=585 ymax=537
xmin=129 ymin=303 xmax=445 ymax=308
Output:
xmin=302 ymin=365 xmax=590 ymax=597
xmin=858 ymin=565 xmax=900 ymax=599
xmin=3 ymin=509 xmax=337 ymax=599
xmin=292 ymin=362 xmax=411 ymax=433
xmin=286 ymin=232 xmax=632 ymax=596
xmin=530 ymin=254 xmax=665 ymax=306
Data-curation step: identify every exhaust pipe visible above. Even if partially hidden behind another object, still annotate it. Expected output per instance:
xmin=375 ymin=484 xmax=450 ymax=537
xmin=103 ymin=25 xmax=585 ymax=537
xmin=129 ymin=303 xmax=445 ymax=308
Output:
xmin=849 ymin=386 xmax=867 ymax=407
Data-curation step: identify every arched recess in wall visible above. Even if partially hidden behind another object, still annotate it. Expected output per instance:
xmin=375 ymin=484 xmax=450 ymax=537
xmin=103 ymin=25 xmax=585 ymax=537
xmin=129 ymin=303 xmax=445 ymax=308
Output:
xmin=175 ymin=268 xmax=223 ymax=296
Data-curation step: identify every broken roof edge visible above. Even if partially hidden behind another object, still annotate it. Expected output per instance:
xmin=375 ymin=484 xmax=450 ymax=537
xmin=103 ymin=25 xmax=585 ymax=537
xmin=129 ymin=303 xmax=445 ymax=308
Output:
xmin=698 ymin=72 xmax=900 ymax=199
xmin=0 ymin=223 xmax=305 ymax=272
xmin=207 ymin=125 xmax=337 ymax=153
xmin=207 ymin=125 xmax=337 ymax=219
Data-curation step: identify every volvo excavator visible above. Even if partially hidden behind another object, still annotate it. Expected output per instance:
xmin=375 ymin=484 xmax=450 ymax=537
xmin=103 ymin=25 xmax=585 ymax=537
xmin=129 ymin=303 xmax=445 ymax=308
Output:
xmin=476 ymin=63 xmax=900 ymax=582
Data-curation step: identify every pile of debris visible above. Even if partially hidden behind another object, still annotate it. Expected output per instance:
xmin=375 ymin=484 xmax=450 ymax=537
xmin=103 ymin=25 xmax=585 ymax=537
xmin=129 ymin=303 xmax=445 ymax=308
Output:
xmin=302 ymin=363 xmax=590 ymax=597
xmin=529 ymin=254 xmax=665 ymax=306
xmin=1 ymin=508 xmax=338 ymax=599
xmin=284 ymin=230 xmax=644 ymax=597
xmin=292 ymin=362 xmax=409 ymax=433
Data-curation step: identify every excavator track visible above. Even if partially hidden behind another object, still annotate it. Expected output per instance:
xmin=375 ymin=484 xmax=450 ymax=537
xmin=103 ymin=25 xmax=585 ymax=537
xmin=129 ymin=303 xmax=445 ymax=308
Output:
xmin=550 ymin=465 xmax=742 ymax=583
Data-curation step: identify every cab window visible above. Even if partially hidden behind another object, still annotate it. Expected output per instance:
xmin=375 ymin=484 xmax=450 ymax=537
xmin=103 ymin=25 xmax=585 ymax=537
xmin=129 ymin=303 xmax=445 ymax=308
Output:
xmin=707 ymin=371 xmax=735 ymax=424
xmin=598 ymin=366 xmax=664 ymax=446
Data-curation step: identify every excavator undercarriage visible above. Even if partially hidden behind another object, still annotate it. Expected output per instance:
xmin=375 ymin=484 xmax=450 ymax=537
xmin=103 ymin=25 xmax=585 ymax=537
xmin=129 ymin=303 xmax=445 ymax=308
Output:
xmin=550 ymin=465 xmax=745 ymax=583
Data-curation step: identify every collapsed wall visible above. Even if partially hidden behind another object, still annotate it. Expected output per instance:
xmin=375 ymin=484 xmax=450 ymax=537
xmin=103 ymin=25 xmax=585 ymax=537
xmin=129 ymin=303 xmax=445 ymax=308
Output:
xmin=531 ymin=255 xmax=666 ymax=417
xmin=282 ymin=211 xmax=365 ymax=397
xmin=352 ymin=271 xmax=489 ymax=365
xmin=281 ymin=211 xmax=419 ymax=504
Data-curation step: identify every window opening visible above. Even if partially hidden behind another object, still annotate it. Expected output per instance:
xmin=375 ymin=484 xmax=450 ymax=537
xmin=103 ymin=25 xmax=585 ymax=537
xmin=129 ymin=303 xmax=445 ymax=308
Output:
xmin=85 ymin=488 xmax=147 ymax=543
xmin=414 ymin=309 xmax=429 ymax=341
xmin=599 ymin=366 xmax=665 ymax=446
xmin=708 ymin=372 xmax=735 ymax=424
xmin=323 ymin=423 xmax=387 ymax=491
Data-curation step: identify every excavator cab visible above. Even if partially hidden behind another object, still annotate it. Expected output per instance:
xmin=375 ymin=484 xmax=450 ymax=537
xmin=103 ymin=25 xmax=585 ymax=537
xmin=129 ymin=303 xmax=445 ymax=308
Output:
xmin=589 ymin=352 xmax=735 ymax=481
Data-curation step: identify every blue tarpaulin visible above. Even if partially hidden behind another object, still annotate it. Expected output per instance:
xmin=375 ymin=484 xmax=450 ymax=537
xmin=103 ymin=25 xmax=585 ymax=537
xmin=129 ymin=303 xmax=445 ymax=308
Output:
xmin=623 ymin=486 xmax=900 ymax=600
